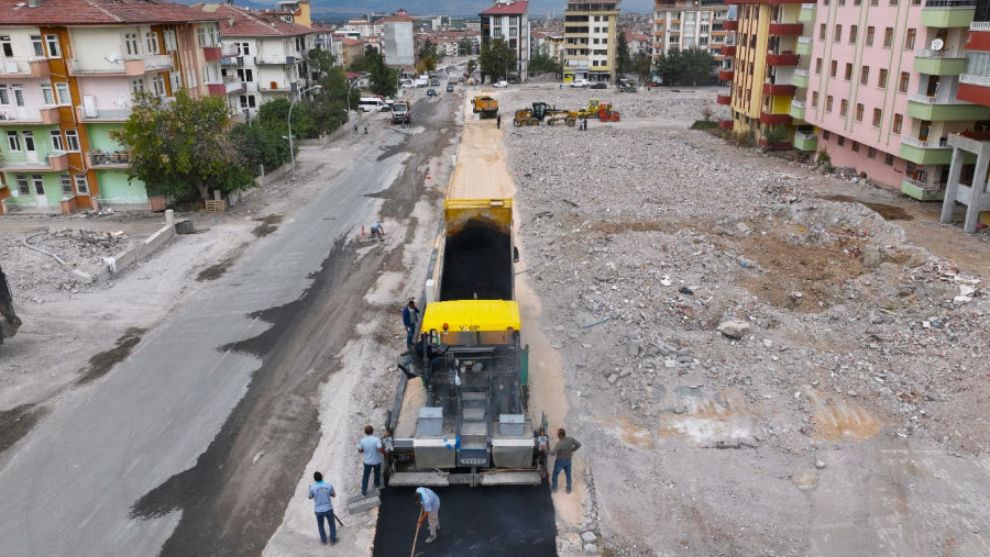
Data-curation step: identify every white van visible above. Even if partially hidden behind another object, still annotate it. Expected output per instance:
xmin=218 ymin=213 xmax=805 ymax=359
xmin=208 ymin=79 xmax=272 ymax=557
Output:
xmin=358 ymin=97 xmax=388 ymax=112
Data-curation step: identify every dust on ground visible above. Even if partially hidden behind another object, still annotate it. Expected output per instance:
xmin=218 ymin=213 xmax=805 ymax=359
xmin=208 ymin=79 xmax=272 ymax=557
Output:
xmin=500 ymin=84 xmax=990 ymax=555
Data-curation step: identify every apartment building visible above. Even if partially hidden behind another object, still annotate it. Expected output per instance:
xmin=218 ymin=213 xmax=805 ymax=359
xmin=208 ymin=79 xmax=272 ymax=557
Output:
xmin=940 ymin=4 xmax=990 ymax=231
xmin=202 ymin=3 xmax=319 ymax=119
xmin=0 ymin=0 xmax=222 ymax=214
xmin=480 ymin=0 xmax=531 ymax=81
xmin=382 ymin=10 xmax=415 ymax=68
xmin=652 ymin=0 xmax=730 ymax=61
xmin=564 ymin=0 xmax=621 ymax=83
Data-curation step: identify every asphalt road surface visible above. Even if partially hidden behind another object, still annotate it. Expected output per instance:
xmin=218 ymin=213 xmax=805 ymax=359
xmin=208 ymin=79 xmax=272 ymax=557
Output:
xmin=373 ymin=486 xmax=558 ymax=557
xmin=0 ymin=94 xmax=454 ymax=556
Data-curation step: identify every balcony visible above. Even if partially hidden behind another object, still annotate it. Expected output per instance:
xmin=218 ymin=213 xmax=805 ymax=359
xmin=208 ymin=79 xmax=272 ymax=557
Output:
xmin=720 ymin=44 xmax=737 ymax=56
xmin=899 ymin=135 xmax=953 ymax=165
xmin=789 ymin=99 xmax=806 ymax=120
xmin=718 ymin=68 xmax=734 ymax=81
xmin=0 ymin=57 xmax=50 ymax=78
xmin=799 ymin=3 xmax=817 ymax=22
xmin=725 ymin=0 xmax=806 ymax=4
xmin=914 ymin=48 xmax=966 ymax=75
xmin=256 ymin=54 xmax=300 ymax=65
xmin=258 ymin=81 xmax=299 ymax=93
xmin=717 ymin=94 xmax=732 ymax=105
xmin=792 ymin=130 xmax=817 ymax=151
xmin=0 ymin=151 xmax=69 ymax=172
xmin=723 ymin=20 xmax=738 ymax=31
xmin=766 ymin=52 xmax=799 ymax=66
xmin=760 ymin=111 xmax=792 ymax=125
xmin=906 ymin=94 xmax=990 ymax=120
xmin=796 ymin=36 xmax=812 ymax=56
xmin=791 ymin=68 xmax=809 ymax=88
xmin=921 ymin=0 xmax=976 ymax=28
xmin=764 ymin=82 xmax=796 ymax=96
xmin=0 ymin=107 xmax=61 ymax=125
xmin=68 ymin=54 xmax=173 ymax=76
xmin=86 ymin=151 xmax=131 ymax=168
xmin=768 ymin=23 xmax=804 ymax=36
xmin=202 ymin=46 xmax=223 ymax=62
xmin=901 ymin=176 xmax=946 ymax=201
xmin=221 ymin=43 xmax=240 ymax=56
xmin=76 ymin=106 xmax=132 ymax=122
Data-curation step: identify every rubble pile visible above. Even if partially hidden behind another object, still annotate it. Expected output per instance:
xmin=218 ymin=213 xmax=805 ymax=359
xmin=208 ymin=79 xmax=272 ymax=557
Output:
xmin=506 ymin=121 xmax=990 ymax=549
xmin=0 ymin=228 xmax=134 ymax=294
xmin=509 ymin=85 xmax=730 ymax=122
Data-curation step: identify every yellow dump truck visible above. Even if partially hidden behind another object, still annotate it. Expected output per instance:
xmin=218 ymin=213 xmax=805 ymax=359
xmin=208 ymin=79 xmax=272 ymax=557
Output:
xmin=384 ymin=199 xmax=543 ymax=487
xmin=472 ymin=95 xmax=499 ymax=119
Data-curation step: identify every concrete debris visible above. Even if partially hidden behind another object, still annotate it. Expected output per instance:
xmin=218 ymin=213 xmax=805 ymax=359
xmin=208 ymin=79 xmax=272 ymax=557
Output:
xmin=815 ymin=460 xmax=827 ymax=470
xmin=580 ymin=531 xmax=598 ymax=544
xmin=1 ymin=228 xmax=135 ymax=294
xmin=717 ymin=320 xmax=751 ymax=339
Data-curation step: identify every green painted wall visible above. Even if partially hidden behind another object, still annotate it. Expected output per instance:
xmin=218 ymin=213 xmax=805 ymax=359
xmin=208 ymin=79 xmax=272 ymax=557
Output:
xmin=0 ymin=125 xmax=62 ymax=163
xmin=3 ymin=172 xmax=68 ymax=208
xmin=96 ymin=170 xmax=147 ymax=204
xmin=86 ymin=124 xmax=125 ymax=152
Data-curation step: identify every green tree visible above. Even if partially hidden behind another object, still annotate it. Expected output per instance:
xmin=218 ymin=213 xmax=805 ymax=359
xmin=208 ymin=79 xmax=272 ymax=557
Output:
xmin=364 ymin=48 xmax=398 ymax=97
xmin=616 ymin=29 xmax=630 ymax=80
xmin=529 ymin=53 xmax=562 ymax=77
xmin=653 ymin=48 xmax=715 ymax=86
xmin=479 ymin=38 xmax=515 ymax=82
xmin=256 ymin=97 xmax=316 ymax=139
xmin=630 ymin=52 xmax=652 ymax=82
xmin=307 ymin=48 xmax=335 ymax=81
xmin=348 ymin=46 xmax=377 ymax=73
xmin=112 ymin=91 xmax=249 ymax=201
xmin=229 ymin=121 xmax=288 ymax=175
xmin=458 ymin=39 xmax=473 ymax=56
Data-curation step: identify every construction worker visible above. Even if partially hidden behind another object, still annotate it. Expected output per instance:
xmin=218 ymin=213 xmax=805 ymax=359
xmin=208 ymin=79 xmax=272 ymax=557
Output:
xmin=550 ymin=427 xmax=582 ymax=493
xmin=537 ymin=426 xmax=550 ymax=482
xmin=363 ymin=124 xmax=368 ymax=135
xmin=357 ymin=425 xmax=384 ymax=496
xmin=496 ymin=114 xmax=501 ymax=129
xmin=415 ymin=486 xmax=441 ymax=544
xmin=370 ymin=221 xmax=384 ymax=241
xmin=402 ymin=300 xmax=420 ymax=348
xmin=308 ymin=471 xmax=338 ymax=545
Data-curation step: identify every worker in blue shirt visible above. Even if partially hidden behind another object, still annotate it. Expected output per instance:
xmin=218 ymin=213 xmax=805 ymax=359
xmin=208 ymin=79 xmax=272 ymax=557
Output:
xmin=308 ymin=471 xmax=337 ymax=545
xmin=402 ymin=300 xmax=420 ymax=348
xmin=415 ymin=486 xmax=441 ymax=544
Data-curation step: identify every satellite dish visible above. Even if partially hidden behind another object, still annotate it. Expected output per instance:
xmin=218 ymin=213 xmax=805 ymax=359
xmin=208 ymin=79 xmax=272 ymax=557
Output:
xmin=931 ymin=38 xmax=945 ymax=51
xmin=104 ymin=52 xmax=120 ymax=63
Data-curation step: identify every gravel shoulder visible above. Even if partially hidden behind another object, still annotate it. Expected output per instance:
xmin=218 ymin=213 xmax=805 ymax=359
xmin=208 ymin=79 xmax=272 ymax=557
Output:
xmin=500 ymin=85 xmax=990 ymax=556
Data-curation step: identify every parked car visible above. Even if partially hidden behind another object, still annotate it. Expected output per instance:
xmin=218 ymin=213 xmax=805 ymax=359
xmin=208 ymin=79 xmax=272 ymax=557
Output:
xmin=493 ymin=80 xmax=508 ymax=88
xmin=427 ymin=88 xmax=436 ymax=97
xmin=430 ymin=78 xmax=441 ymax=87
xmin=446 ymin=83 xmax=454 ymax=92
xmin=590 ymin=82 xmax=607 ymax=90
xmin=617 ymin=78 xmax=638 ymax=93
xmin=570 ymin=78 xmax=590 ymax=88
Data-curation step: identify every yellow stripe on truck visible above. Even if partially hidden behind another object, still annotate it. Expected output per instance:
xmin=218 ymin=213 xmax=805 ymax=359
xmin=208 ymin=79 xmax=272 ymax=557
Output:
xmin=421 ymin=299 xmax=521 ymax=334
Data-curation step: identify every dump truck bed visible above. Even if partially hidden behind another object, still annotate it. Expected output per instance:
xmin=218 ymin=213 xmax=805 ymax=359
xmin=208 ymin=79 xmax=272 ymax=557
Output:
xmin=438 ymin=199 xmax=514 ymax=302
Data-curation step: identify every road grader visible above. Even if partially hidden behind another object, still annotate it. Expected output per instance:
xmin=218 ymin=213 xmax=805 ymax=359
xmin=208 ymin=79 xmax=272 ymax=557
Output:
xmin=513 ymin=102 xmax=576 ymax=127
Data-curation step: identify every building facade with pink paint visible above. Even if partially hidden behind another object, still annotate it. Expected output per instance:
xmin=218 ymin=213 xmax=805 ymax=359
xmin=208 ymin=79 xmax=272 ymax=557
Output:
xmin=797 ymin=0 xmax=989 ymax=199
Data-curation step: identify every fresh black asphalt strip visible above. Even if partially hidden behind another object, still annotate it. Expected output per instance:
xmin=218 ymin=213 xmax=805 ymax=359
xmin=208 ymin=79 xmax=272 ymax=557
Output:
xmin=372 ymin=485 xmax=558 ymax=557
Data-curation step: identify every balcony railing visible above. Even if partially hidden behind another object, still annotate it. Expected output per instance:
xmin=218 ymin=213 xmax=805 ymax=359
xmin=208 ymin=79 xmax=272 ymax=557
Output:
xmin=221 ymin=43 xmax=240 ymax=56
xmin=87 ymin=151 xmax=131 ymax=167
xmin=915 ymin=47 xmax=964 ymax=58
xmin=256 ymin=54 xmax=300 ymax=65
xmin=0 ymin=57 xmax=50 ymax=78
xmin=792 ymin=99 xmax=806 ymax=109
xmin=960 ymin=73 xmax=990 ymax=86
xmin=794 ymin=131 xmax=816 ymax=141
xmin=908 ymin=92 xmax=967 ymax=104
xmin=794 ymin=68 xmax=810 ymax=77
xmin=768 ymin=23 xmax=804 ymax=35
xmin=924 ymin=0 xmax=976 ymax=6
xmin=0 ymin=151 xmax=69 ymax=171
xmin=76 ymin=106 xmax=132 ymax=122
xmin=0 ymin=106 xmax=60 ymax=125
xmin=900 ymin=135 xmax=950 ymax=148
xmin=766 ymin=52 xmax=800 ymax=65
xmin=971 ymin=21 xmax=990 ymax=30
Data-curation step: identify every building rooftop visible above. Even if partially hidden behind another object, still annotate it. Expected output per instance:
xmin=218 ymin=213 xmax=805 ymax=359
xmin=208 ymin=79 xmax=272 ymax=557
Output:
xmin=0 ymin=0 xmax=221 ymax=25
xmin=480 ymin=1 xmax=529 ymax=16
xmin=381 ymin=9 xmax=414 ymax=23
xmin=198 ymin=3 xmax=313 ymax=37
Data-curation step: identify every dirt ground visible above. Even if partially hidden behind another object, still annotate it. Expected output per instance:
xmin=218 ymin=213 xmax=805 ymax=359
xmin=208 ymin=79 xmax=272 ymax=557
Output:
xmin=497 ymin=84 xmax=990 ymax=556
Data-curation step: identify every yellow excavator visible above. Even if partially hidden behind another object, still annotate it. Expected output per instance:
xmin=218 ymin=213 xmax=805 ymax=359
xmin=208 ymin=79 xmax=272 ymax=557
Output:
xmin=513 ymin=102 xmax=576 ymax=127
xmin=0 ymin=262 xmax=22 ymax=344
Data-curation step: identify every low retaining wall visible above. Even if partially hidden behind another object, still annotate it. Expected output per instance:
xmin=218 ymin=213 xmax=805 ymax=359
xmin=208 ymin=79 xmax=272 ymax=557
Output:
xmin=103 ymin=213 xmax=176 ymax=278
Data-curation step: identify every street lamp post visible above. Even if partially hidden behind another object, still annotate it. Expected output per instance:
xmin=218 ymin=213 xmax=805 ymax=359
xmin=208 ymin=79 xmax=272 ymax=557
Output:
xmin=345 ymin=72 xmax=370 ymax=114
xmin=288 ymin=84 xmax=322 ymax=176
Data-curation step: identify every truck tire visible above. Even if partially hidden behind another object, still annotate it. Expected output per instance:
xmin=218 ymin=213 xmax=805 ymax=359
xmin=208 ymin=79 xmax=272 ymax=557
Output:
xmin=566 ymin=117 xmax=576 ymax=127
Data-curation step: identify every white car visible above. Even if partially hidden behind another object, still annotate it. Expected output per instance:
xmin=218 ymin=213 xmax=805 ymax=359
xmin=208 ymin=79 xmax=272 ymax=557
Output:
xmin=493 ymin=80 xmax=508 ymax=88
xmin=570 ymin=78 xmax=590 ymax=88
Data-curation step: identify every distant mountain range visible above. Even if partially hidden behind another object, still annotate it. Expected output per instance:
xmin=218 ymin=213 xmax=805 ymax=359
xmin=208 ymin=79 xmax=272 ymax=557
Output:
xmin=200 ymin=0 xmax=654 ymax=18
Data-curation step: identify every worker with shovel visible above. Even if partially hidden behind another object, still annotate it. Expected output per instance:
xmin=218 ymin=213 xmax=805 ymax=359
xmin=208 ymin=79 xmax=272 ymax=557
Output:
xmin=414 ymin=487 xmax=441 ymax=545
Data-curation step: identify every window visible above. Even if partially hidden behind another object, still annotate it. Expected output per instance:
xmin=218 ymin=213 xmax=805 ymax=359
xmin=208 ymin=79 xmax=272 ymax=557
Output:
xmin=898 ymin=71 xmax=909 ymax=93
xmin=860 ymin=66 xmax=870 ymax=85
xmin=32 ymin=175 xmax=43 ymax=195
xmin=236 ymin=42 xmax=251 ymax=55
xmin=7 ymin=131 xmax=20 ymax=151
xmin=50 ymin=130 xmax=63 ymax=151
xmin=239 ymin=95 xmax=256 ymax=108
xmin=21 ymin=130 xmax=34 ymax=153
xmin=130 ymin=79 xmax=144 ymax=96
xmin=872 ymin=108 xmax=882 ymax=127
xmin=60 ymin=174 xmax=73 ymax=195
xmin=74 ymin=174 xmax=89 ymax=194
xmin=0 ymin=85 xmax=8 ymax=105
xmin=850 ymin=25 xmax=858 ymax=44
xmin=835 ymin=25 xmax=842 ymax=43
xmin=866 ymin=26 xmax=875 ymax=46
xmin=840 ymin=99 xmax=848 ymax=116
xmin=65 ymin=129 xmax=80 ymax=151
xmin=852 ymin=141 xmax=860 ymax=152
xmin=826 ymin=95 xmax=834 ymax=112
xmin=878 ymin=68 xmax=888 ymax=88
xmin=55 ymin=82 xmax=70 ymax=105
xmin=819 ymin=23 xmax=826 ymax=41
xmin=868 ymin=147 xmax=877 ymax=158
xmin=830 ymin=60 xmax=837 ymax=77
xmin=856 ymin=103 xmax=864 ymax=121
xmin=815 ymin=57 xmax=823 ymax=74
xmin=812 ymin=91 xmax=820 ymax=107
xmin=31 ymin=35 xmax=44 ymax=57
xmin=837 ymin=136 xmax=845 ymax=146
xmin=883 ymin=27 xmax=893 ymax=48
xmin=892 ymin=113 xmax=903 ymax=134
xmin=904 ymin=29 xmax=916 ymax=49
xmin=124 ymin=33 xmax=140 ymax=57
xmin=38 ymin=83 xmax=54 ymax=105
xmin=152 ymin=75 xmax=165 ymax=96
xmin=845 ymin=63 xmax=853 ymax=80
xmin=146 ymin=31 xmax=159 ymax=54
xmin=164 ymin=29 xmax=177 ymax=52
xmin=884 ymin=153 xmax=894 ymax=165
xmin=0 ymin=36 xmax=12 ymax=57
xmin=16 ymin=175 xmax=29 ymax=196
xmin=45 ymin=34 xmax=60 ymax=57
xmin=823 ymin=130 xmax=831 ymax=140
